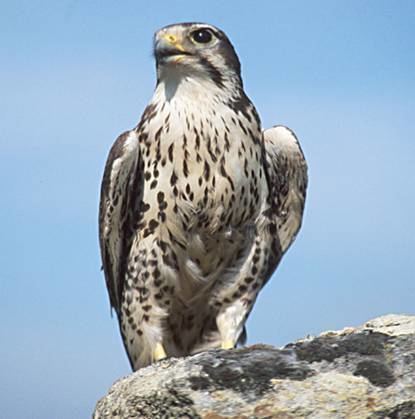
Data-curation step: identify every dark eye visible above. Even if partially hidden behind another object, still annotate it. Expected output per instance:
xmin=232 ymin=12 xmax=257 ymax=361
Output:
xmin=191 ymin=29 xmax=213 ymax=44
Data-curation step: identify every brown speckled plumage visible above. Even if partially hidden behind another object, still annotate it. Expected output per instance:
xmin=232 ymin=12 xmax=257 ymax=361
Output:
xmin=99 ymin=22 xmax=307 ymax=370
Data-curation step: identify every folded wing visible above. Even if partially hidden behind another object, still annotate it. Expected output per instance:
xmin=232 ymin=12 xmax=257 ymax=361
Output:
xmin=263 ymin=125 xmax=308 ymax=275
xmin=98 ymin=130 xmax=142 ymax=316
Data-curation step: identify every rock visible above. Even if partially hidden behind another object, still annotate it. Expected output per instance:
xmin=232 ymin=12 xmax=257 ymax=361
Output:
xmin=94 ymin=314 xmax=415 ymax=418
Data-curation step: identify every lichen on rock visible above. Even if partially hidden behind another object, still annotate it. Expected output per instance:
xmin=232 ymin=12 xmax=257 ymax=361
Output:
xmin=94 ymin=314 xmax=415 ymax=419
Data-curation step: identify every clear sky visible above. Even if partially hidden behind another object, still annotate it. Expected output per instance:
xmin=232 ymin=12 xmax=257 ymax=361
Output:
xmin=1 ymin=1 xmax=414 ymax=418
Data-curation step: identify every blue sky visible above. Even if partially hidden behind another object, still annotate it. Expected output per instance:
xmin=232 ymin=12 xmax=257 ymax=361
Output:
xmin=1 ymin=1 xmax=414 ymax=417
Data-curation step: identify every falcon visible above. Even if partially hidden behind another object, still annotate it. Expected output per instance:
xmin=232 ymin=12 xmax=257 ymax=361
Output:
xmin=99 ymin=22 xmax=307 ymax=371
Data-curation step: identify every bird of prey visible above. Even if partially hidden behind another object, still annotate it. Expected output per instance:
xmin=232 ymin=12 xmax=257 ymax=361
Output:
xmin=99 ymin=22 xmax=307 ymax=371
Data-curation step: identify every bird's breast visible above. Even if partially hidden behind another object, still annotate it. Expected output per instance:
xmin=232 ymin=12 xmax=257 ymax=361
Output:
xmin=139 ymin=104 xmax=266 ymax=236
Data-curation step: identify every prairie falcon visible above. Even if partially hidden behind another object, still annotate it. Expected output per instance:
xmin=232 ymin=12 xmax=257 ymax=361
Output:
xmin=99 ymin=22 xmax=308 ymax=370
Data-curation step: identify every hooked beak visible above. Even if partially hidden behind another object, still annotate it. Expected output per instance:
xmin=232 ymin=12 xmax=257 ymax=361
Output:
xmin=154 ymin=32 xmax=191 ymax=63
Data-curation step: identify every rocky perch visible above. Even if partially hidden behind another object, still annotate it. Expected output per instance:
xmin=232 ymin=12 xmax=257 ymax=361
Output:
xmin=94 ymin=314 xmax=415 ymax=418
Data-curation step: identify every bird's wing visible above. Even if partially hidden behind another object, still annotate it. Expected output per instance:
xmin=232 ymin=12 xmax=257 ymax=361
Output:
xmin=99 ymin=130 xmax=142 ymax=316
xmin=263 ymin=125 xmax=308 ymax=270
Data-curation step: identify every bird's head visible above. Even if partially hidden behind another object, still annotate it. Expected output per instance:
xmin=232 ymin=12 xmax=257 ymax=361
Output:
xmin=154 ymin=23 xmax=242 ymax=92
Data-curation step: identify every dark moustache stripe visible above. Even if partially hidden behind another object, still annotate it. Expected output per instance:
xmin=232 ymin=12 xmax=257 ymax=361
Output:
xmin=198 ymin=56 xmax=224 ymax=88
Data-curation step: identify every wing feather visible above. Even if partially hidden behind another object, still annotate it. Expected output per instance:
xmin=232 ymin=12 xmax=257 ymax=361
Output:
xmin=98 ymin=130 xmax=142 ymax=315
xmin=263 ymin=125 xmax=308 ymax=258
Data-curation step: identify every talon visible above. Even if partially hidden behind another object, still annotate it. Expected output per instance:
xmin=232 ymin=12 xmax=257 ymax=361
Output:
xmin=221 ymin=340 xmax=235 ymax=350
xmin=153 ymin=342 xmax=167 ymax=361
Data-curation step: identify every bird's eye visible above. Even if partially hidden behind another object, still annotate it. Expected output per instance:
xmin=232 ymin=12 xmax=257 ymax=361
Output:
xmin=191 ymin=29 xmax=213 ymax=44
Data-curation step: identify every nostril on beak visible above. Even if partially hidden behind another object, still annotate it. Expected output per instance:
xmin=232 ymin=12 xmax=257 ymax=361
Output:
xmin=165 ymin=34 xmax=177 ymax=43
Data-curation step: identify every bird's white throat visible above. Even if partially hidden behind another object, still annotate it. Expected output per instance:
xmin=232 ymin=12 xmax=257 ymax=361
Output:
xmin=156 ymin=63 xmax=236 ymax=105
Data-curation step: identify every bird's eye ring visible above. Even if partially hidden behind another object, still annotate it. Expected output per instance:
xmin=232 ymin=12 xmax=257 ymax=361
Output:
xmin=190 ymin=29 xmax=213 ymax=44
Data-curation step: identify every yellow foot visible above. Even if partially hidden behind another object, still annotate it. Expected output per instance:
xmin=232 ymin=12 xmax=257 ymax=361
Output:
xmin=153 ymin=342 xmax=167 ymax=361
xmin=221 ymin=340 xmax=235 ymax=350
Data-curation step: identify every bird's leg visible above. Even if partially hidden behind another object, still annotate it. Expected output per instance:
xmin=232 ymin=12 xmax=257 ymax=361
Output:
xmin=153 ymin=342 xmax=167 ymax=361
xmin=216 ymin=301 xmax=247 ymax=350
xmin=214 ymin=235 xmax=276 ymax=351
